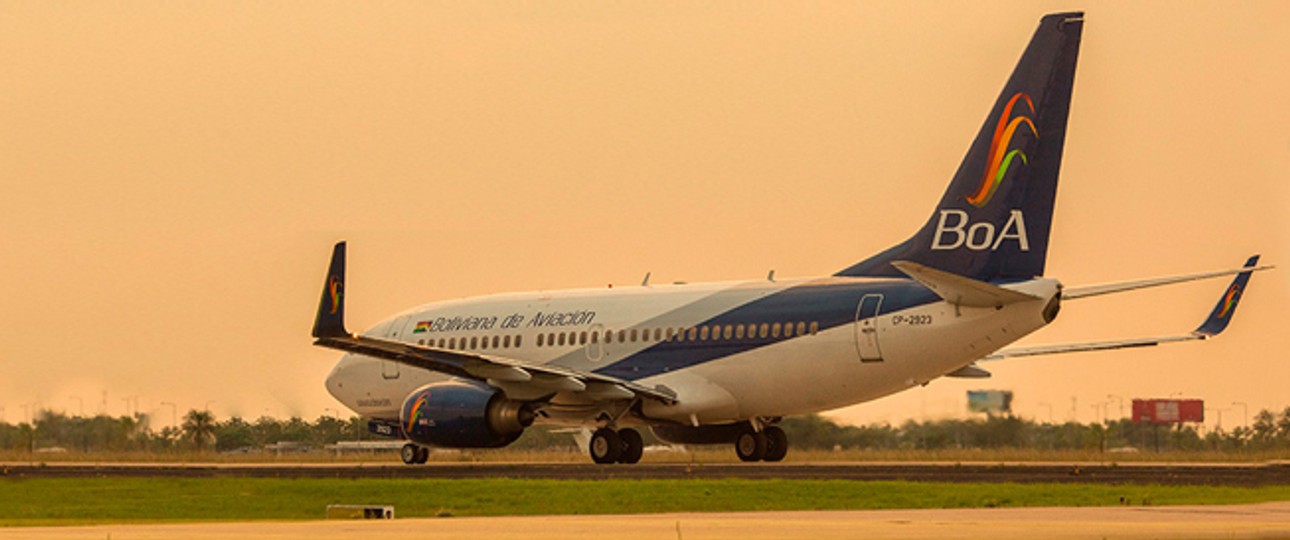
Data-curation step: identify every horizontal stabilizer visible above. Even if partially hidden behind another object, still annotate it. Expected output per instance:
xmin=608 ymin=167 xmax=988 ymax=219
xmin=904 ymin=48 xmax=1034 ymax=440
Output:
xmin=892 ymin=261 xmax=1042 ymax=308
xmin=946 ymin=364 xmax=992 ymax=378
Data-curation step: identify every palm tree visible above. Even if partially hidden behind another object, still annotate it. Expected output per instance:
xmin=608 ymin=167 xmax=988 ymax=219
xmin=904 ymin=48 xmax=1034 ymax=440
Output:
xmin=181 ymin=409 xmax=216 ymax=452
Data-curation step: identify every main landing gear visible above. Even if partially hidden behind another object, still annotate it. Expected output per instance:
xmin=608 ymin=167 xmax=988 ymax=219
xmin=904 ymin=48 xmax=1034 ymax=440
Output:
xmin=589 ymin=427 xmax=644 ymax=464
xmin=735 ymin=425 xmax=788 ymax=462
xmin=401 ymin=443 xmax=430 ymax=465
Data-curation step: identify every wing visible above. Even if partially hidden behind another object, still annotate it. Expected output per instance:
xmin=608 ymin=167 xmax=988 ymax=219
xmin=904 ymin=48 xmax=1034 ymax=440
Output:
xmin=1061 ymin=255 xmax=1271 ymax=299
xmin=984 ymin=255 xmax=1261 ymax=361
xmin=310 ymin=242 xmax=677 ymax=405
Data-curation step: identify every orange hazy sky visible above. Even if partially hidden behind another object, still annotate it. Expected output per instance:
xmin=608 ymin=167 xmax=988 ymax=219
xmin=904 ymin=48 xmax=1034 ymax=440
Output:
xmin=2 ymin=2 xmax=1286 ymax=430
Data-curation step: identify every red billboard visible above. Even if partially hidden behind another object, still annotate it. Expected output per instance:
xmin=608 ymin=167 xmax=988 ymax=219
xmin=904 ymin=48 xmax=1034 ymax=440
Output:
xmin=1132 ymin=399 xmax=1204 ymax=424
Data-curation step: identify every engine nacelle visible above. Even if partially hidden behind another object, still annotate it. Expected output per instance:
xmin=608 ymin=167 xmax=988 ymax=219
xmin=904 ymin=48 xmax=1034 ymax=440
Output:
xmin=400 ymin=380 xmax=534 ymax=448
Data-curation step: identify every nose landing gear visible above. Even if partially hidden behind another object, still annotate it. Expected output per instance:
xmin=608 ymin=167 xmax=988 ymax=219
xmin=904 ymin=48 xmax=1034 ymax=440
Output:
xmin=400 ymin=443 xmax=429 ymax=465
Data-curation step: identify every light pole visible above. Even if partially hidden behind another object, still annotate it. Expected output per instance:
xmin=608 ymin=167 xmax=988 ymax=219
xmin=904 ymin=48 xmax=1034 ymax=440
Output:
xmin=1232 ymin=402 xmax=1248 ymax=429
xmin=1107 ymin=395 xmax=1124 ymax=420
xmin=1038 ymin=402 xmax=1054 ymax=424
xmin=160 ymin=402 xmax=177 ymax=427
xmin=1208 ymin=407 xmax=1230 ymax=431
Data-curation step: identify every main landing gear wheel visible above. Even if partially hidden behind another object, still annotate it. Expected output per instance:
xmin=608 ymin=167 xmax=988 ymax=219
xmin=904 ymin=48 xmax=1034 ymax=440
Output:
xmin=415 ymin=446 xmax=430 ymax=464
xmin=735 ymin=429 xmax=767 ymax=462
xmin=763 ymin=426 xmax=788 ymax=462
xmin=590 ymin=428 xmax=623 ymax=464
xmin=617 ymin=428 xmax=644 ymax=464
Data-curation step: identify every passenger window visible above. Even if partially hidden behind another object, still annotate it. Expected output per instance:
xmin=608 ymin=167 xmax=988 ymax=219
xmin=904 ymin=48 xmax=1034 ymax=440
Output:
xmin=771 ymin=323 xmax=781 ymax=338
xmin=558 ymin=333 xmax=567 ymax=346
xmin=480 ymin=337 xmax=488 ymax=350
xmin=515 ymin=335 xmax=523 ymax=347
xmin=590 ymin=332 xmax=599 ymax=344
xmin=667 ymin=328 xmax=677 ymax=341
xmin=809 ymin=322 xmax=819 ymax=335
xmin=652 ymin=328 xmax=661 ymax=341
xmin=796 ymin=322 xmax=807 ymax=336
xmin=630 ymin=329 xmax=638 ymax=342
xmin=503 ymin=335 xmax=511 ymax=348
xmin=448 ymin=337 xmax=457 ymax=349
xmin=606 ymin=330 xmax=614 ymax=344
xmin=618 ymin=330 xmax=627 ymax=342
xmin=417 ymin=339 xmax=425 ymax=345
xmin=687 ymin=327 xmax=697 ymax=341
xmin=537 ymin=334 xmax=545 ymax=347
xmin=723 ymin=325 xmax=733 ymax=340
xmin=735 ymin=325 xmax=745 ymax=339
xmin=758 ymin=323 xmax=769 ymax=338
xmin=469 ymin=337 xmax=478 ymax=349
xmin=579 ymin=332 xmax=588 ymax=345
xmin=700 ymin=326 xmax=710 ymax=340
xmin=784 ymin=322 xmax=795 ymax=338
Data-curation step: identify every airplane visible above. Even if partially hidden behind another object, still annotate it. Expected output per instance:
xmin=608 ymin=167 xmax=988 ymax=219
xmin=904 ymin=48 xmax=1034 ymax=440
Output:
xmin=312 ymin=12 xmax=1270 ymax=465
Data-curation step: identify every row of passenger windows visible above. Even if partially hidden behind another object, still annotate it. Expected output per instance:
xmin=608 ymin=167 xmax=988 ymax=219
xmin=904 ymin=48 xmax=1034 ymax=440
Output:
xmin=415 ymin=321 xmax=820 ymax=351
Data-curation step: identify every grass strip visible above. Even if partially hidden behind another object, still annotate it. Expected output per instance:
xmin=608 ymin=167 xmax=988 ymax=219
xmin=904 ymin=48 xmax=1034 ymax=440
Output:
xmin=1 ymin=477 xmax=1288 ymax=526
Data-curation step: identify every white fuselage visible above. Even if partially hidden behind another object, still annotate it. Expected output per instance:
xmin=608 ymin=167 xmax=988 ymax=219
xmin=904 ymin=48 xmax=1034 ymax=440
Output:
xmin=325 ymin=275 xmax=1061 ymax=427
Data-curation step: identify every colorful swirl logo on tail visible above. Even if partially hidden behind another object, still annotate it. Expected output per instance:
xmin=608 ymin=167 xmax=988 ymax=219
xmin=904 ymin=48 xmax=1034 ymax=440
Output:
xmin=1218 ymin=284 xmax=1241 ymax=318
xmin=966 ymin=92 xmax=1038 ymax=207
xmin=327 ymin=275 xmax=343 ymax=315
xmin=405 ymin=391 xmax=430 ymax=433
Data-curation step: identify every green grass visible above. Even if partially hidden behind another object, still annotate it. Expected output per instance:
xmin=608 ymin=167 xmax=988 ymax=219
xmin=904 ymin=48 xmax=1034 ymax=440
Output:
xmin=1 ymin=478 xmax=1288 ymax=526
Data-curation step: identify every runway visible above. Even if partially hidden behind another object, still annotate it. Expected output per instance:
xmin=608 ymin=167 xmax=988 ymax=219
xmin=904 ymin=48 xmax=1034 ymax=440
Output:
xmin=4 ymin=460 xmax=1289 ymax=485
xmin=3 ymin=503 xmax=1288 ymax=540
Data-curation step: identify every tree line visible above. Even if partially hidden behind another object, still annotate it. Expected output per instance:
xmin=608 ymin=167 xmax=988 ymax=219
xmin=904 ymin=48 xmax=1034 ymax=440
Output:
xmin=2 ymin=407 xmax=1288 ymax=454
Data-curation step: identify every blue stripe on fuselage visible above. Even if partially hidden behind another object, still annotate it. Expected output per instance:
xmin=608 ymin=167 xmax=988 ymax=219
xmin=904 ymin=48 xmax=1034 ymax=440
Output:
xmin=592 ymin=279 xmax=939 ymax=381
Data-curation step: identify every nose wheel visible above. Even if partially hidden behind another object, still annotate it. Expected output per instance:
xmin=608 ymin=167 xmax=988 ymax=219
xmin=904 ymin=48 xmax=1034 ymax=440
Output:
xmin=400 ymin=443 xmax=429 ymax=465
xmin=589 ymin=427 xmax=644 ymax=464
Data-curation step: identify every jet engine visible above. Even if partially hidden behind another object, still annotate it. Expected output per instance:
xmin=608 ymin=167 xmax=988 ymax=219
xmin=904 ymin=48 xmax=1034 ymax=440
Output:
xmin=400 ymin=380 xmax=534 ymax=448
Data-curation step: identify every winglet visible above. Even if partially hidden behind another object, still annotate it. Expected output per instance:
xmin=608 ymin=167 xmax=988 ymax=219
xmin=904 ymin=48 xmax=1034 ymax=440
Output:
xmin=1193 ymin=255 xmax=1259 ymax=337
xmin=312 ymin=241 xmax=350 ymax=339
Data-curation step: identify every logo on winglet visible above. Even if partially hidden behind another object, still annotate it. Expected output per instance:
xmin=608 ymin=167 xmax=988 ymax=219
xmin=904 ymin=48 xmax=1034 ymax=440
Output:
xmin=327 ymin=275 xmax=344 ymax=315
xmin=965 ymin=92 xmax=1037 ymax=207
xmin=1218 ymin=284 xmax=1241 ymax=318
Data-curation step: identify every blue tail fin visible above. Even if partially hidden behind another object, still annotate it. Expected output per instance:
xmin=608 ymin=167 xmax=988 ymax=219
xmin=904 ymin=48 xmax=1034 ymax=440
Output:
xmin=838 ymin=12 xmax=1083 ymax=280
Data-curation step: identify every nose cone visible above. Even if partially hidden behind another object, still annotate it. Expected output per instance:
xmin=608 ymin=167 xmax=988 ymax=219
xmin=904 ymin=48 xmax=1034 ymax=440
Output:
xmin=324 ymin=354 xmax=356 ymax=406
